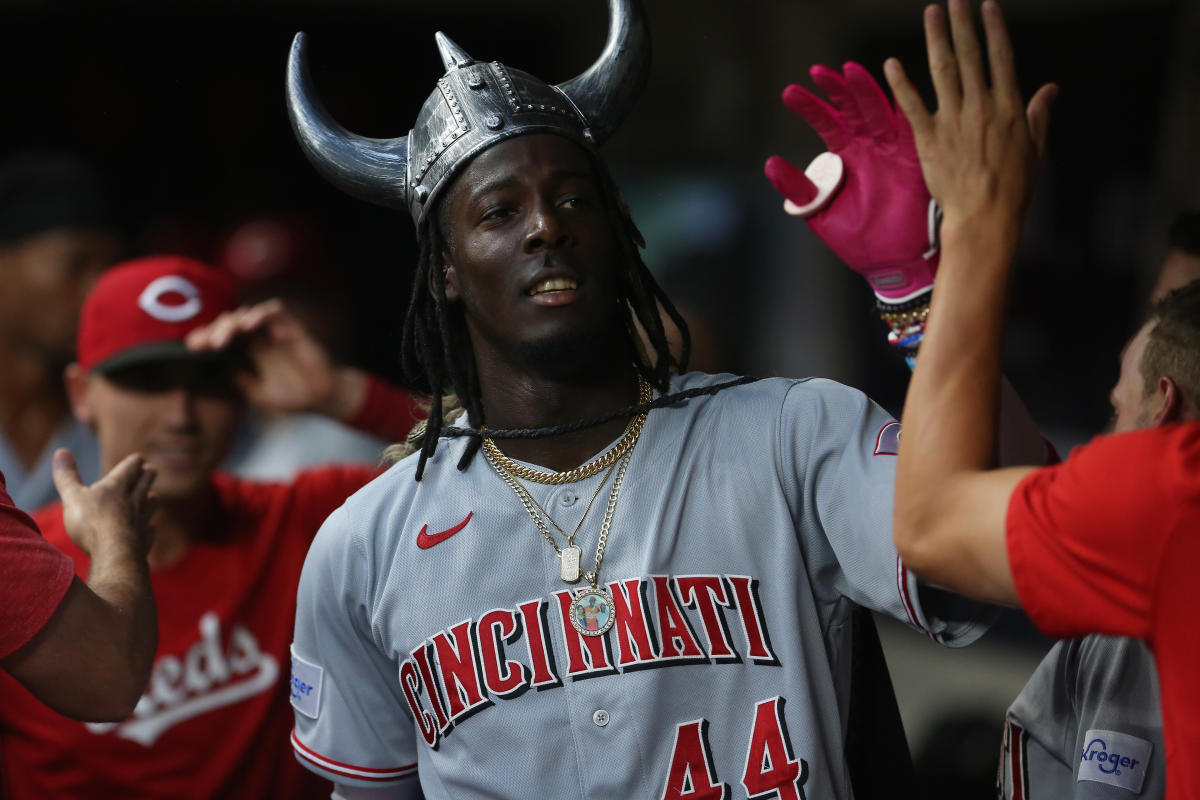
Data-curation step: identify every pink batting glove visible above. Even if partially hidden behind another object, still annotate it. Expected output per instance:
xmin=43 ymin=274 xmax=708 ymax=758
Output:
xmin=764 ymin=62 xmax=940 ymax=304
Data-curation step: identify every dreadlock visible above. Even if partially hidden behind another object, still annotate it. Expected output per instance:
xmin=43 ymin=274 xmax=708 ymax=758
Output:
xmin=400 ymin=149 xmax=691 ymax=480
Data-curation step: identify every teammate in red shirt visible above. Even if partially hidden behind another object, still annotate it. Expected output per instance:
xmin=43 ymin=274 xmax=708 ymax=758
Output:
xmin=0 ymin=255 xmax=425 ymax=799
xmin=882 ymin=2 xmax=1196 ymax=797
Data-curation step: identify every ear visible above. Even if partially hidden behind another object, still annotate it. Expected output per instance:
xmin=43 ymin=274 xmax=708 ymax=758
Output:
xmin=63 ymin=364 xmax=96 ymax=426
xmin=1151 ymin=375 xmax=1184 ymax=425
xmin=440 ymin=250 xmax=461 ymax=303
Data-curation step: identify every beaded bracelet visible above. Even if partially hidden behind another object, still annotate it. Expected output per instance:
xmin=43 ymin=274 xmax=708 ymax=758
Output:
xmin=877 ymin=290 xmax=931 ymax=371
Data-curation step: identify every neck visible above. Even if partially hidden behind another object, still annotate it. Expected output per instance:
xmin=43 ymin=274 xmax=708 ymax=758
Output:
xmin=143 ymin=483 xmax=221 ymax=570
xmin=475 ymin=354 xmax=644 ymax=473
xmin=0 ymin=337 xmax=70 ymax=469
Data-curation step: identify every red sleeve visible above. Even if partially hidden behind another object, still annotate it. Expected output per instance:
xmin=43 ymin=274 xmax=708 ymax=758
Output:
xmin=0 ymin=474 xmax=75 ymax=659
xmin=1005 ymin=426 xmax=1198 ymax=640
xmin=344 ymin=375 xmax=428 ymax=444
xmin=289 ymin=463 xmax=382 ymax=539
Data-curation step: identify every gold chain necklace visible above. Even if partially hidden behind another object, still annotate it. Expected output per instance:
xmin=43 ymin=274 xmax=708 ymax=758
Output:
xmin=483 ymin=393 xmax=646 ymax=638
xmin=480 ymin=375 xmax=651 ymax=485
xmin=496 ymin=457 xmax=618 ymax=577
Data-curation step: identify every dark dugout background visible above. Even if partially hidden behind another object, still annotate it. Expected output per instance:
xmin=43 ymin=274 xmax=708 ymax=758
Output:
xmin=2 ymin=0 xmax=1196 ymax=785
xmin=3 ymin=0 xmax=1196 ymax=446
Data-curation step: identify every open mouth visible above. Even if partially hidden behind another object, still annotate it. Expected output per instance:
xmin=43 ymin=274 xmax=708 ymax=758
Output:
xmin=528 ymin=277 xmax=578 ymax=296
xmin=528 ymin=277 xmax=580 ymax=306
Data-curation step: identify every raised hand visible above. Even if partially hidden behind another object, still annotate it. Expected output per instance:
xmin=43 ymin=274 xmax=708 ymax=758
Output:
xmin=55 ymin=449 xmax=157 ymax=559
xmin=883 ymin=0 xmax=1056 ymax=234
xmin=765 ymin=62 xmax=940 ymax=303
xmin=184 ymin=298 xmax=364 ymax=418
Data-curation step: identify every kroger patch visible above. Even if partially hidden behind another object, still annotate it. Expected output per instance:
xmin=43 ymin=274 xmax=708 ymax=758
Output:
xmin=1078 ymin=729 xmax=1152 ymax=793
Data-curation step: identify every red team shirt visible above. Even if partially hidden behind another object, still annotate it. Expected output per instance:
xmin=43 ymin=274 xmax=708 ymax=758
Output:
xmin=0 ymin=473 xmax=75 ymax=661
xmin=0 ymin=466 xmax=376 ymax=800
xmin=1007 ymin=424 xmax=1200 ymax=800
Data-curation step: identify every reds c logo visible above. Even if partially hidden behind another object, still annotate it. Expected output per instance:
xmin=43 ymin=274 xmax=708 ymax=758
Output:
xmin=138 ymin=275 xmax=203 ymax=322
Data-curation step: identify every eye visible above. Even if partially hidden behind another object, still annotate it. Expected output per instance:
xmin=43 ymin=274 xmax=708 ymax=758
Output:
xmin=560 ymin=194 xmax=593 ymax=210
xmin=477 ymin=206 xmax=513 ymax=225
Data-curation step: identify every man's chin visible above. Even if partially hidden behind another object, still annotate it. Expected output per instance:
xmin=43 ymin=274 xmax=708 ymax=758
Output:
xmin=150 ymin=470 xmax=211 ymax=503
xmin=515 ymin=323 xmax=626 ymax=372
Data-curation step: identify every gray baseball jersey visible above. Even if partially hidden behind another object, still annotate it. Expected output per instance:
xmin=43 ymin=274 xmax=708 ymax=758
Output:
xmin=290 ymin=372 xmax=992 ymax=798
xmin=999 ymin=635 xmax=1164 ymax=799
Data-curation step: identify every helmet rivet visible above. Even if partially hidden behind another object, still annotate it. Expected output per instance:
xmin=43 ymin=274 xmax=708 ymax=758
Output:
xmin=468 ymin=76 xmax=485 ymax=90
xmin=415 ymin=185 xmax=429 ymax=203
xmin=486 ymin=115 xmax=504 ymax=130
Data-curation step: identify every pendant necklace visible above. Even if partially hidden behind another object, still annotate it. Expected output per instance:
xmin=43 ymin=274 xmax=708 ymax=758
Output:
xmin=483 ymin=377 xmax=648 ymax=637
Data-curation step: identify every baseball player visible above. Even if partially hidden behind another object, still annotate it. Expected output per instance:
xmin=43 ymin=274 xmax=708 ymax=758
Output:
xmin=995 ymin=259 xmax=1200 ymax=798
xmin=278 ymin=1 xmax=1062 ymax=797
xmin=0 ymin=255 xmax=426 ymax=799
xmin=0 ymin=451 xmax=155 ymax=722
xmin=881 ymin=2 xmax=1196 ymax=798
xmin=0 ymin=152 xmax=117 ymax=509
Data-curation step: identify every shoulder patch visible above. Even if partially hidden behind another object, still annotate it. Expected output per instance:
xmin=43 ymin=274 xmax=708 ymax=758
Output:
xmin=1078 ymin=729 xmax=1152 ymax=793
xmin=874 ymin=421 xmax=901 ymax=456
xmin=290 ymin=646 xmax=324 ymax=720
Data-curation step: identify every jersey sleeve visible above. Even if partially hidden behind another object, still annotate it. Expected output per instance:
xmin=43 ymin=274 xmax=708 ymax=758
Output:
xmin=781 ymin=379 xmax=992 ymax=646
xmin=1003 ymin=636 xmax=1165 ymax=799
xmin=344 ymin=375 xmax=427 ymax=445
xmin=290 ymin=504 xmax=420 ymax=789
xmin=1006 ymin=428 xmax=1188 ymax=641
xmin=0 ymin=474 xmax=75 ymax=659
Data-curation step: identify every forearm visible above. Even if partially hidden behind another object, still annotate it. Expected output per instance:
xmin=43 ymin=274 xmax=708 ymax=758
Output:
xmin=895 ymin=215 xmax=1021 ymax=553
xmin=334 ymin=370 xmax=429 ymax=443
xmin=81 ymin=537 xmax=158 ymax=714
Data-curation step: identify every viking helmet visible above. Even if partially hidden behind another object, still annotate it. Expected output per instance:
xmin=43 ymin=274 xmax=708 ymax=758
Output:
xmin=286 ymin=0 xmax=650 ymax=229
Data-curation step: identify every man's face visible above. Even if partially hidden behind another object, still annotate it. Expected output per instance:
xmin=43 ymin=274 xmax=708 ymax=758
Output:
xmin=1109 ymin=322 xmax=1156 ymax=433
xmin=0 ymin=228 xmax=120 ymax=360
xmin=72 ymin=359 xmax=243 ymax=500
xmin=439 ymin=134 xmax=625 ymax=369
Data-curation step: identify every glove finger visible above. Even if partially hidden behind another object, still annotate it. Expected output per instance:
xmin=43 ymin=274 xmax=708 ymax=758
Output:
xmin=781 ymin=84 xmax=850 ymax=152
xmin=810 ymin=65 xmax=867 ymax=138
xmin=763 ymin=156 xmax=819 ymax=208
xmin=844 ymin=62 xmax=897 ymax=146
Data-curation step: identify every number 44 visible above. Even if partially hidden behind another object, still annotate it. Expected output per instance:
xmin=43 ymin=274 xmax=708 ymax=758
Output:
xmin=661 ymin=697 xmax=809 ymax=800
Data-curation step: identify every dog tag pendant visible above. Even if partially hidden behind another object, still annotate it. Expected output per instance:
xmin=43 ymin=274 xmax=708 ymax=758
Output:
xmin=560 ymin=546 xmax=582 ymax=583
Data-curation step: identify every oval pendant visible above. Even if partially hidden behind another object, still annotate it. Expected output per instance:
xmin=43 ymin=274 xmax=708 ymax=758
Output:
xmin=569 ymin=587 xmax=615 ymax=637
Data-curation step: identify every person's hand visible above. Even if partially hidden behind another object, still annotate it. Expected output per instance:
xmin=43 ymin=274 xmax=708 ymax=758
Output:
xmin=184 ymin=298 xmax=364 ymax=418
xmin=883 ymin=0 xmax=1056 ymax=236
xmin=54 ymin=450 xmax=156 ymax=559
xmin=765 ymin=62 xmax=940 ymax=303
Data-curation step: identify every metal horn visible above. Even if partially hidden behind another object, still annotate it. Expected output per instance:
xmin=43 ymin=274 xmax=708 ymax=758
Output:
xmin=555 ymin=0 xmax=650 ymax=144
xmin=286 ymin=32 xmax=410 ymax=211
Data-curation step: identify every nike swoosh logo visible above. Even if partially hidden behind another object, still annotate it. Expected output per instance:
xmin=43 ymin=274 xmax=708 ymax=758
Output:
xmin=416 ymin=512 xmax=474 ymax=550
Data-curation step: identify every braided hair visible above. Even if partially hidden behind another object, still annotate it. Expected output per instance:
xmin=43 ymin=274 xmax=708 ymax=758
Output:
xmin=401 ymin=151 xmax=691 ymax=480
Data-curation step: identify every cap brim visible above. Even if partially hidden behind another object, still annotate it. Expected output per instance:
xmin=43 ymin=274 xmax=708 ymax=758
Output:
xmin=91 ymin=341 xmax=235 ymax=374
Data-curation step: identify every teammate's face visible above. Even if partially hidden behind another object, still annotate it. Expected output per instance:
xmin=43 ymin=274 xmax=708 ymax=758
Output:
xmin=439 ymin=134 xmax=625 ymax=369
xmin=0 ymin=228 xmax=120 ymax=361
xmin=1109 ymin=322 xmax=1156 ymax=433
xmin=69 ymin=359 xmax=243 ymax=500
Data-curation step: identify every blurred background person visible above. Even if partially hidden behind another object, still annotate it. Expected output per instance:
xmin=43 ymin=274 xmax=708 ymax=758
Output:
xmin=215 ymin=213 xmax=392 ymax=479
xmin=0 ymin=255 xmax=423 ymax=800
xmin=0 ymin=152 xmax=121 ymax=509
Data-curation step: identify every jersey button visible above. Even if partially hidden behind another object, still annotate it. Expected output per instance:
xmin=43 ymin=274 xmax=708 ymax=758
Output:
xmin=560 ymin=491 xmax=578 ymax=507
xmin=592 ymin=709 xmax=610 ymax=727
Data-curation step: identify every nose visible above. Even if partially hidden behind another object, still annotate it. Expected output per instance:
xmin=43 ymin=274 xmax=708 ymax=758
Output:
xmin=523 ymin=200 xmax=571 ymax=254
xmin=162 ymin=386 xmax=198 ymax=428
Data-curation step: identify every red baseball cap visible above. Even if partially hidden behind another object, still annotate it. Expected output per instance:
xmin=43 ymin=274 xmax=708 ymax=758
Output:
xmin=77 ymin=255 xmax=237 ymax=373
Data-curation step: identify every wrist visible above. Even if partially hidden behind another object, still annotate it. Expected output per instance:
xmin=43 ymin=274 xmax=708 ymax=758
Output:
xmin=317 ymin=367 xmax=369 ymax=421
xmin=86 ymin=526 xmax=147 ymax=569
